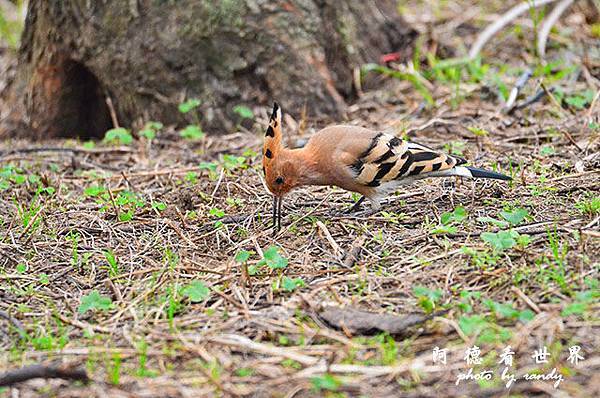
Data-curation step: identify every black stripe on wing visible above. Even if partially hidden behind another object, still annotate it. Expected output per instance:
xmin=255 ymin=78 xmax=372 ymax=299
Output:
xmin=411 ymin=151 xmax=439 ymax=162
xmin=358 ymin=132 xmax=383 ymax=159
xmin=367 ymin=162 xmax=396 ymax=187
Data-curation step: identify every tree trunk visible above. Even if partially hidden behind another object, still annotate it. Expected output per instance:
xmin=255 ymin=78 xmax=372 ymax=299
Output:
xmin=1 ymin=0 xmax=416 ymax=139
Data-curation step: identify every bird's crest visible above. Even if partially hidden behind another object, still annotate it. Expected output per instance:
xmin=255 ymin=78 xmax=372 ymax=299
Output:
xmin=263 ymin=102 xmax=283 ymax=172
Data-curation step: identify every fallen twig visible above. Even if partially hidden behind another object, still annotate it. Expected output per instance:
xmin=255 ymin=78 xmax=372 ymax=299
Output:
xmin=511 ymin=88 xmax=547 ymax=112
xmin=342 ymin=236 xmax=366 ymax=268
xmin=0 ymin=364 xmax=89 ymax=387
xmin=469 ymin=0 xmax=558 ymax=60
xmin=537 ymin=0 xmax=575 ymax=58
xmin=318 ymin=306 xmax=447 ymax=337
xmin=0 ymin=310 xmax=25 ymax=335
xmin=504 ymin=68 xmax=533 ymax=112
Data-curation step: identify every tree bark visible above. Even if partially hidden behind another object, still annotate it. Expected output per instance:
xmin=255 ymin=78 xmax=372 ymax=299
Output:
xmin=1 ymin=0 xmax=416 ymax=139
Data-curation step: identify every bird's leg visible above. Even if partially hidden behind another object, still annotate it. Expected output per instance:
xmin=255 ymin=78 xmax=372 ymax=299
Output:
xmin=345 ymin=195 xmax=366 ymax=214
xmin=359 ymin=198 xmax=382 ymax=217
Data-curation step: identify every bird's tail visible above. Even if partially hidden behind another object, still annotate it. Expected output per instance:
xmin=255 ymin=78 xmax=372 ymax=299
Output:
xmin=451 ymin=166 xmax=512 ymax=181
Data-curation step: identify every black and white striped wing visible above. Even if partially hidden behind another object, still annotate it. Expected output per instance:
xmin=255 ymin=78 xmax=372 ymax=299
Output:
xmin=351 ymin=133 xmax=465 ymax=188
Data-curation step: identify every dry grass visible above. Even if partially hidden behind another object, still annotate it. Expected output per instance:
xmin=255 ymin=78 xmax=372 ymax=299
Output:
xmin=1 ymin=1 xmax=599 ymax=397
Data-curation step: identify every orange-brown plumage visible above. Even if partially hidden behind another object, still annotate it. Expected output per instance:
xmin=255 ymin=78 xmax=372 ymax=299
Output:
xmin=263 ymin=102 xmax=511 ymax=231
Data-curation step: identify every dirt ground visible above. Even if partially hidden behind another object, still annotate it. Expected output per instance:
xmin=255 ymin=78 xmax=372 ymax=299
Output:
xmin=0 ymin=1 xmax=599 ymax=397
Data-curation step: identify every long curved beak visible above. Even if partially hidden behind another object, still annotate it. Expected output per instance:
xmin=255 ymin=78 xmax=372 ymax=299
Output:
xmin=272 ymin=195 xmax=282 ymax=235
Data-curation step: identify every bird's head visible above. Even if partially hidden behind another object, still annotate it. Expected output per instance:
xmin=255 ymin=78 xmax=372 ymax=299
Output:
xmin=262 ymin=102 xmax=301 ymax=232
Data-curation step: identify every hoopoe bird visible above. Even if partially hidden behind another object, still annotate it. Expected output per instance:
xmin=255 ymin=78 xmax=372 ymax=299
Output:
xmin=263 ymin=103 xmax=511 ymax=232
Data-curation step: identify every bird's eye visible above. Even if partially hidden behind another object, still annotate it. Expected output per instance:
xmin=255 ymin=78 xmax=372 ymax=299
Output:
xmin=275 ymin=176 xmax=284 ymax=185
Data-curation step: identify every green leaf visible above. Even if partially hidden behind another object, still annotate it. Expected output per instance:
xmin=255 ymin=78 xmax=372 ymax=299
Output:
xmin=481 ymin=230 xmax=517 ymax=251
xmin=413 ymin=285 xmax=442 ymax=313
xmin=103 ymin=127 xmax=133 ymax=145
xmin=499 ymin=208 xmax=529 ymax=226
xmin=151 ymin=201 xmax=167 ymax=211
xmin=199 ymin=162 xmax=218 ymax=172
xmin=119 ymin=210 xmax=134 ymax=222
xmin=233 ymin=105 xmax=254 ymax=119
xmin=181 ymin=281 xmax=210 ymax=302
xmin=282 ymin=277 xmax=305 ymax=292
xmin=78 ymin=290 xmax=114 ymax=314
xmin=483 ymin=299 xmax=520 ymax=318
xmin=467 ymin=126 xmax=489 ymax=136
xmin=539 ymin=145 xmax=555 ymax=157
xmin=178 ymin=99 xmax=201 ymax=113
xmin=139 ymin=122 xmax=163 ymax=140
xmin=258 ymin=246 xmax=288 ymax=270
xmin=209 ymin=207 xmax=225 ymax=218
xmin=440 ymin=206 xmax=467 ymax=225
xmin=518 ymin=309 xmax=535 ymax=322
xmin=458 ymin=315 xmax=487 ymax=336
xmin=561 ymin=302 xmax=588 ymax=316
xmin=516 ymin=233 xmax=531 ymax=248
xmin=179 ymin=125 xmax=205 ymax=141
xmin=310 ymin=374 xmax=340 ymax=392
xmin=234 ymin=250 xmax=253 ymax=263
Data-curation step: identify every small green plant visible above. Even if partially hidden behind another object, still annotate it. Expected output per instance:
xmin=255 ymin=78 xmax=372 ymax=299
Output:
xmin=104 ymin=250 xmax=120 ymax=277
xmin=179 ymin=124 xmax=205 ymax=141
xmin=481 ymin=230 xmax=530 ymax=251
xmin=109 ymin=353 xmax=122 ymax=385
xmin=178 ymin=99 xmax=201 ymax=114
xmin=78 ymin=290 xmax=114 ymax=314
xmin=16 ymin=199 xmax=42 ymax=233
xmin=467 ymin=126 xmax=489 ymax=137
xmin=151 ymin=201 xmax=167 ymax=212
xmin=483 ymin=299 xmax=534 ymax=322
xmin=258 ymin=246 xmax=288 ymax=270
xmin=221 ymin=154 xmax=248 ymax=173
xmin=199 ymin=161 xmax=219 ymax=180
xmin=136 ymin=340 xmax=157 ymax=377
xmin=444 ymin=140 xmax=467 ymax=156
xmin=139 ymin=122 xmax=163 ymax=140
xmin=564 ymin=89 xmax=595 ymax=110
xmin=561 ymin=289 xmax=597 ymax=316
xmin=575 ymin=195 xmax=600 ymax=216
xmin=310 ymin=374 xmax=341 ymax=393
xmin=181 ymin=280 xmax=210 ymax=302
xmin=103 ymin=127 xmax=133 ymax=145
xmin=281 ymin=277 xmax=305 ymax=292
xmin=233 ymin=105 xmax=254 ymax=120
xmin=539 ymin=145 xmax=555 ymax=157
xmin=499 ymin=207 xmax=529 ymax=226
xmin=431 ymin=206 xmax=467 ymax=234
xmin=84 ymin=185 xmax=106 ymax=197
xmin=413 ymin=285 xmax=442 ymax=313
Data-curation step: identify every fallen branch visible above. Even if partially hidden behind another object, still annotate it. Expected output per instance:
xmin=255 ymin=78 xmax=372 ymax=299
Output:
xmin=469 ymin=0 xmax=558 ymax=60
xmin=207 ymin=334 xmax=319 ymax=366
xmin=0 ymin=310 xmax=25 ymax=335
xmin=319 ymin=306 xmax=447 ymax=337
xmin=511 ymin=88 xmax=548 ymax=112
xmin=342 ymin=236 xmax=366 ymax=268
xmin=0 ymin=364 xmax=89 ymax=387
xmin=504 ymin=68 xmax=533 ymax=112
xmin=537 ymin=0 xmax=575 ymax=58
